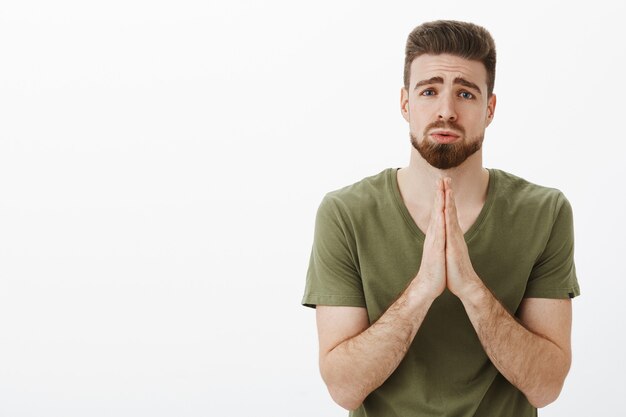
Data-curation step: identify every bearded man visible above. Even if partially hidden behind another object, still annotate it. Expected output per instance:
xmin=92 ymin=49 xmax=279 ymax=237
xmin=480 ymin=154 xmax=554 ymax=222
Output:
xmin=302 ymin=20 xmax=580 ymax=417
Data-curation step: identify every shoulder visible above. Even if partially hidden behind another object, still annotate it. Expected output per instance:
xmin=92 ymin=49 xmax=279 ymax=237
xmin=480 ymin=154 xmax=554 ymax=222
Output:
xmin=491 ymin=169 xmax=571 ymax=219
xmin=320 ymin=168 xmax=395 ymax=220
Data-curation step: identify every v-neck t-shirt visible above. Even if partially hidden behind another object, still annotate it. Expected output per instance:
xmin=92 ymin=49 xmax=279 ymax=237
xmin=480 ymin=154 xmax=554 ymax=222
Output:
xmin=302 ymin=167 xmax=580 ymax=417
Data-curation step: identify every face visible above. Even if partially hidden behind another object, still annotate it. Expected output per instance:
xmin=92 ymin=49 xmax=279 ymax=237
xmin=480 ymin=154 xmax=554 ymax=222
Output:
xmin=400 ymin=54 xmax=496 ymax=169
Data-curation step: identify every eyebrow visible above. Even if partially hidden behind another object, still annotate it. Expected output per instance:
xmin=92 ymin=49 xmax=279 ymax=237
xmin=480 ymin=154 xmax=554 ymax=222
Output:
xmin=413 ymin=76 xmax=482 ymax=95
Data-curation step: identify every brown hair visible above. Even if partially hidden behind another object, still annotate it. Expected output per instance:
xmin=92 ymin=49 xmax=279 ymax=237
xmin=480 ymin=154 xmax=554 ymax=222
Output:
xmin=404 ymin=20 xmax=496 ymax=96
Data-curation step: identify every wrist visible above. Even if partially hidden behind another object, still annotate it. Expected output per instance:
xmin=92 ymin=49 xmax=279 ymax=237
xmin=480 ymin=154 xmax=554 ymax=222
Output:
xmin=457 ymin=275 xmax=489 ymax=307
xmin=406 ymin=277 xmax=440 ymax=307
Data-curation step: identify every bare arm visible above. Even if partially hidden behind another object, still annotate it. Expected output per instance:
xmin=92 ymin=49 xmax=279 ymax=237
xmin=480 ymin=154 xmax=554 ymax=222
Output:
xmin=317 ymin=285 xmax=435 ymax=410
xmin=316 ymin=179 xmax=448 ymax=410
xmin=443 ymin=179 xmax=572 ymax=408
xmin=460 ymin=289 xmax=572 ymax=407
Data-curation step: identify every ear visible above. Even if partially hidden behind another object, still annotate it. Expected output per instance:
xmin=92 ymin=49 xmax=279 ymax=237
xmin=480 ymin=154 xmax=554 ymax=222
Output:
xmin=485 ymin=93 xmax=496 ymax=127
xmin=400 ymin=87 xmax=410 ymax=122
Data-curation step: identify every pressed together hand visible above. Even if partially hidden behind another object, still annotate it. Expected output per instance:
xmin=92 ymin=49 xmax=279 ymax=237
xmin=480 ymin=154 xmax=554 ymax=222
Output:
xmin=415 ymin=178 xmax=482 ymax=301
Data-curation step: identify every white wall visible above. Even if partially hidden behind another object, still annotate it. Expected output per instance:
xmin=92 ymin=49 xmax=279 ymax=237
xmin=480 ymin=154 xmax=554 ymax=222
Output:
xmin=0 ymin=1 xmax=623 ymax=415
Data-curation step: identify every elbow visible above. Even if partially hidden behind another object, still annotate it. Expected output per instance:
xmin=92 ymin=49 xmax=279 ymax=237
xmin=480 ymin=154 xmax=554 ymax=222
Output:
xmin=320 ymin=364 xmax=364 ymax=410
xmin=527 ymin=393 xmax=557 ymax=409
xmin=527 ymin=351 xmax=571 ymax=408
xmin=319 ymin=352 xmax=368 ymax=411
xmin=526 ymin=377 xmax=566 ymax=408
xmin=326 ymin=383 xmax=364 ymax=411
xmin=527 ymin=390 xmax=561 ymax=409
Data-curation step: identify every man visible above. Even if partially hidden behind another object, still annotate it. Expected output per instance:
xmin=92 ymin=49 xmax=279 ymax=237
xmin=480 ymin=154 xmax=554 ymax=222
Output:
xmin=301 ymin=20 xmax=580 ymax=417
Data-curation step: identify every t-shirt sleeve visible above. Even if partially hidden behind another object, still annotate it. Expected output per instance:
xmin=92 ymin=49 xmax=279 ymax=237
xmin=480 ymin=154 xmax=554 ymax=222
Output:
xmin=301 ymin=195 xmax=365 ymax=309
xmin=524 ymin=192 xmax=580 ymax=299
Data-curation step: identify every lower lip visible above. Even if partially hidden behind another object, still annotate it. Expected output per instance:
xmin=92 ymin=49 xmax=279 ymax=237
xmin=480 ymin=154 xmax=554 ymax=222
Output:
xmin=431 ymin=134 xmax=460 ymax=144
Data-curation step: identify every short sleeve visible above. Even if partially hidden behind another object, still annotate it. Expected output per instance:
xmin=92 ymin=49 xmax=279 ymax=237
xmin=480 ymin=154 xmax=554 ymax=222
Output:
xmin=524 ymin=193 xmax=580 ymax=299
xmin=301 ymin=195 xmax=365 ymax=309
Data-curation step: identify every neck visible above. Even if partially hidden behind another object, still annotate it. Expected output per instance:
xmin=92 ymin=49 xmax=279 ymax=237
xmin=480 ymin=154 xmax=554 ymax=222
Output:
xmin=398 ymin=147 xmax=489 ymax=212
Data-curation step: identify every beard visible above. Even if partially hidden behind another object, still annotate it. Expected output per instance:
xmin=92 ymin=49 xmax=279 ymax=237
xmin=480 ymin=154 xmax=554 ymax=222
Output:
xmin=410 ymin=121 xmax=484 ymax=170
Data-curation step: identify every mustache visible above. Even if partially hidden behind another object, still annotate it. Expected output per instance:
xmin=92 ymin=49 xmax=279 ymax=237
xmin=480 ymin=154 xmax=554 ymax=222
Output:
xmin=424 ymin=120 xmax=466 ymax=136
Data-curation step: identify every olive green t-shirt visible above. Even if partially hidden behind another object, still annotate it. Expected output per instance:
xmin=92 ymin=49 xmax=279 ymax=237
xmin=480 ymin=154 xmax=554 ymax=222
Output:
xmin=302 ymin=168 xmax=580 ymax=417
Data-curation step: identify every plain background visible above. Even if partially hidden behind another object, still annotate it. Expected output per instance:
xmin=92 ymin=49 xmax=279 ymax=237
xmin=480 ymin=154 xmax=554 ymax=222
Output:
xmin=0 ymin=0 xmax=624 ymax=416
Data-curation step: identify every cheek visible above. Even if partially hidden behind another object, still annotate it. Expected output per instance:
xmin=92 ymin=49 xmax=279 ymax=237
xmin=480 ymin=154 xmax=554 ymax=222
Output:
xmin=409 ymin=102 xmax=432 ymax=123
xmin=407 ymin=109 xmax=425 ymax=130
xmin=463 ymin=107 xmax=489 ymax=128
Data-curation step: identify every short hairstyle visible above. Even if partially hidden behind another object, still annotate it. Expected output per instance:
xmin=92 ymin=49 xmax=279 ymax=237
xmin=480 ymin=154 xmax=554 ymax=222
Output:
xmin=404 ymin=20 xmax=496 ymax=96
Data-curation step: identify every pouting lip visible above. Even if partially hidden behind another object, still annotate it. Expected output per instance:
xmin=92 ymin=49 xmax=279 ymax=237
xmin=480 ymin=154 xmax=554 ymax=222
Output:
xmin=429 ymin=130 xmax=461 ymax=138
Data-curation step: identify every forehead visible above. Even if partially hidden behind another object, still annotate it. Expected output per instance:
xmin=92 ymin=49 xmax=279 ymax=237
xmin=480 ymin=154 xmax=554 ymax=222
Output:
xmin=409 ymin=54 xmax=487 ymax=88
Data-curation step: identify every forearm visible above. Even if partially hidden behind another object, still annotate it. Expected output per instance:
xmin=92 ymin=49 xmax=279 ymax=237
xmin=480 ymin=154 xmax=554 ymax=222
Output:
xmin=321 ymin=281 xmax=434 ymax=410
xmin=460 ymin=280 xmax=570 ymax=408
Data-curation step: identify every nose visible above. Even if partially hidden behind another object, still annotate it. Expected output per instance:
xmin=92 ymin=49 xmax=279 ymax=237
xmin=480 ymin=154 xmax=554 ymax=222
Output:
xmin=438 ymin=95 xmax=457 ymax=121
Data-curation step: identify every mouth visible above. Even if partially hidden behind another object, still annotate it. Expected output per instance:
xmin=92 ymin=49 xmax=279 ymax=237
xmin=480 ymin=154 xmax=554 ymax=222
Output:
xmin=429 ymin=130 xmax=461 ymax=144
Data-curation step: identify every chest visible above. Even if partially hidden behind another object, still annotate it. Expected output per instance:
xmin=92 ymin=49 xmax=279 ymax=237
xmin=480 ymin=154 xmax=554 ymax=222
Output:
xmin=356 ymin=211 xmax=542 ymax=323
xmin=407 ymin=202 xmax=485 ymax=235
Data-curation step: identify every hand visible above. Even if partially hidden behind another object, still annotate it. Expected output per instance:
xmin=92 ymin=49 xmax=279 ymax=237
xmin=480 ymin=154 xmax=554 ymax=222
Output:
xmin=443 ymin=178 xmax=482 ymax=298
xmin=411 ymin=178 xmax=446 ymax=301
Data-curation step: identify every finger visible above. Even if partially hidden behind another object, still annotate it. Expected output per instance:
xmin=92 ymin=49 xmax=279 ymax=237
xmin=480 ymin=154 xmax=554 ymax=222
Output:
xmin=425 ymin=181 xmax=439 ymax=238
xmin=443 ymin=177 xmax=453 ymax=218
xmin=445 ymin=186 xmax=454 ymax=217
xmin=440 ymin=178 xmax=447 ymax=211
xmin=429 ymin=179 xmax=443 ymax=221
xmin=436 ymin=183 xmax=446 ymax=240
xmin=436 ymin=178 xmax=445 ymax=213
xmin=427 ymin=179 xmax=445 ymax=248
xmin=445 ymin=188 xmax=462 ymax=236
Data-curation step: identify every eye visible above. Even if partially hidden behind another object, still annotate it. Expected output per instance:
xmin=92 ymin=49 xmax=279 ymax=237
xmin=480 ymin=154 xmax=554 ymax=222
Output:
xmin=421 ymin=89 xmax=436 ymax=96
xmin=459 ymin=91 xmax=474 ymax=99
